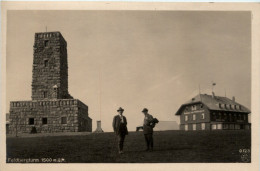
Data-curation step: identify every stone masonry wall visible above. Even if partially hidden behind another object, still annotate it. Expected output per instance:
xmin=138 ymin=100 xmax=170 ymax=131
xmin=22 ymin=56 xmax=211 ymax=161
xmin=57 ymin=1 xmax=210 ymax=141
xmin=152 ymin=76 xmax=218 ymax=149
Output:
xmin=32 ymin=32 xmax=71 ymax=100
xmin=77 ymin=100 xmax=92 ymax=132
xmin=9 ymin=99 xmax=92 ymax=134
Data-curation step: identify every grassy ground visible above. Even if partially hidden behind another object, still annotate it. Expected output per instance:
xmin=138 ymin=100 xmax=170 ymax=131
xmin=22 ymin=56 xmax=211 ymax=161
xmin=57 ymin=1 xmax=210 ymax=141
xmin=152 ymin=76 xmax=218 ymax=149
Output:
xmin=6 ymin=130 xmax=251 ymax=163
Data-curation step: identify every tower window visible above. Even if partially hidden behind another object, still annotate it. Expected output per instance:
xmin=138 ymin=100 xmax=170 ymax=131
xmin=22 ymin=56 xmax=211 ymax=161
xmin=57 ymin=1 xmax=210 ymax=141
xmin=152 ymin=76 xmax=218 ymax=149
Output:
xmin=43 ymin=91 xmax=47 ymax=98
xmin=44 ymin=60 xmax=48 ymax=67
xmin=44 ymin=40 xmax=49 ymax=47
xmin=61 ymin=117 xmax=67 ymax=124
xmin=29 ymin=118 xmax=34 ymax=125
xmin=42 ymin=118 xmax=47 ymax=124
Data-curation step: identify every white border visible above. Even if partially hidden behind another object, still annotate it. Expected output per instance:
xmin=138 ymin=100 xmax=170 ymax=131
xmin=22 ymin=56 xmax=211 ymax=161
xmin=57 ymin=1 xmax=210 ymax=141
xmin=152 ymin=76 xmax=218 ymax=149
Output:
xmin=1 ymin=2 xmax=260 ymax=171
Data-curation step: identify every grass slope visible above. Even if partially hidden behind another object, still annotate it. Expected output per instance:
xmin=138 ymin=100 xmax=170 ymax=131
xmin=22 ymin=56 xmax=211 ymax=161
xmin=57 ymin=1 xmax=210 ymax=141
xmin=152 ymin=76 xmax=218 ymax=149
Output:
xmin=6 ymin=130 xmax=251 ymax=163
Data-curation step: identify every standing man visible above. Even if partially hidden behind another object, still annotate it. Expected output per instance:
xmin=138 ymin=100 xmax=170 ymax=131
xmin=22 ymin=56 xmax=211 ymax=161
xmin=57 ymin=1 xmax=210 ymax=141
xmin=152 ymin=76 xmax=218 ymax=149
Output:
xmin=142 ymin=108 xmax=154 ymax=151
xmin=112 ymin=107 xmax=128 ymax=154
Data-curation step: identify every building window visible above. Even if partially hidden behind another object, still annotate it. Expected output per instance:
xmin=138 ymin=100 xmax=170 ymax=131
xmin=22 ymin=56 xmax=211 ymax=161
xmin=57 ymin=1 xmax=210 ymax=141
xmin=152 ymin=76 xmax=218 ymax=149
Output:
xmin=29 ymin=118 xmax=34 ymax=125
xmin=61 ymin=117 xmax=67 ymax=124
xmin=244 ymin=115 xmax=247 ymax=120
xmin=223 ymin=124 xmax=229 ymax=130
xmin=229 ymin=113 xmax=233 ymax=122
xmin=234 ymin=114 xmax=237 ymax=121
xmin=211 ymin=124 xmax=217 ymax=130
xmin=44 ymin=60 xmax=48 ymax=67
xmin=229 ymin=124 xmax=234 ymax=130
xmin=193 ymin=124 xmax=196 ymax=130
xmin=212 ymin=113 xmax=216 ymax=120
xmin=43 ymin=91 xmax=47 ymax=98
xmin=217 ymin=123 xmax=222 ymax=130
xmin=185 ymin=115 xmax=188 ymax=121
xmin=42 ymin=118 xmax=47 ymax=124
xmin=193 ymin=114 xmax=196 ymax=120
xmin=224 ymin=113 xmax=227 ymax=120
xmin=185 ymin=124 xmax=188 ymax=131
xmin=217 ymin=113 xmax=221 ymax=120
xmin=191 ymin=105 xmax=197 ymax=111
xmin=235 ymin=124 xmax=240 ymax=130
xmin=201 ymin=113 xmax=205 ymax=119
xmin=44 ymin=40 xmax=49 ymax=47
xmin=201 ymin=123 xmax=205 ymax=130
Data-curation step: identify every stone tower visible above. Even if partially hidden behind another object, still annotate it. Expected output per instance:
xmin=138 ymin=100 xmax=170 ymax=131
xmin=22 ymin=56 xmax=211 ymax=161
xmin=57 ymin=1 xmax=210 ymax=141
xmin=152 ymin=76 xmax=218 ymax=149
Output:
xmin=32 ymin=32 xmax=72 ymax=100
xmin=8 ymin=31 xmax=92 ymax=134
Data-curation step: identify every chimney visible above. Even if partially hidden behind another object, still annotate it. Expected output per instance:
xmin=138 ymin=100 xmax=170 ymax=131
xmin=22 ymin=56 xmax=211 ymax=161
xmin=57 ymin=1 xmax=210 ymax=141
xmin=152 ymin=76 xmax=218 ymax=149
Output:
xmin=232 ymin=96 xmax=235 ymax=102
xmin=212 ymin=92 xmax=215 ymax=98
xmin=94 ymin=120 xmax=104 ymax=133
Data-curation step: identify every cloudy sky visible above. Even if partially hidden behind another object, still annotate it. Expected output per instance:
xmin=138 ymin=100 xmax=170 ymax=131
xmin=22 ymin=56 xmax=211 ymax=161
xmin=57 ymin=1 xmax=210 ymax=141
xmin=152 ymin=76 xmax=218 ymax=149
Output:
xmin=6 ymin=11 xmax=251 ymax=131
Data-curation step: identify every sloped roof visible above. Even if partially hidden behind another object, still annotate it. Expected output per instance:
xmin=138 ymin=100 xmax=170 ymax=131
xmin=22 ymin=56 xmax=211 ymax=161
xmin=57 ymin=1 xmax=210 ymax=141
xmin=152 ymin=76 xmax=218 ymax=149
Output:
xmin=154 ymin=121 xmax=179 ymax=131
xmin=175 ymin=94 xmax=251 ymax=115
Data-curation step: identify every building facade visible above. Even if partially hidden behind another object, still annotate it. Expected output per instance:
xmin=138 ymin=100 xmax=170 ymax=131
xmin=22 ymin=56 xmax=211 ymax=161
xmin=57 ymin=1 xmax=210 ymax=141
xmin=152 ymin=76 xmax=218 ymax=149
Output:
xmin=8 ymin=32 xmax=92 ymax=134
xmin=175 ymin=93 xmax=251 ymax=131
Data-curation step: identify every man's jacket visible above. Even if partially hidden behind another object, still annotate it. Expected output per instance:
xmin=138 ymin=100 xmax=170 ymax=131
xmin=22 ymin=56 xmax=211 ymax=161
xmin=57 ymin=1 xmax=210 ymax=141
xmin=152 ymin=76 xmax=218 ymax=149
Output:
xmin=112 ymin=115 xmax=128 ymax=135
xmin=143 ymin=113 xmax=154 ymax=134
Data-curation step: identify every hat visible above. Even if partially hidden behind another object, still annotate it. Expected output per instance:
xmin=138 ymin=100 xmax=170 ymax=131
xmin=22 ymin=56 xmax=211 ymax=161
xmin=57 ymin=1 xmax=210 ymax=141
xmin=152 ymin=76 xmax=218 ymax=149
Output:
xmin=142 ymin=108 xmax=148 ymax=112
xmin=117 ymin=107 xmax=124 ymax=112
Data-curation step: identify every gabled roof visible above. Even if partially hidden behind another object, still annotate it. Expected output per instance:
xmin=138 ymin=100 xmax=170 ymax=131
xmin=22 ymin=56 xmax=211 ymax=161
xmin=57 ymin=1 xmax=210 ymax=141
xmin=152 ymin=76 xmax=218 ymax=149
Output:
xmin=175 ymin=94 xmax=251 ymax=115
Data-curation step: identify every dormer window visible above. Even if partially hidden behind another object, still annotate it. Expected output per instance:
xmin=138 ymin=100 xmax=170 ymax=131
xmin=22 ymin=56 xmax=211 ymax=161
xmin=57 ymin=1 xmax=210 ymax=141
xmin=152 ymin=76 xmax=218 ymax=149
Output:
xmin=191 ymin=105 xmax=197 ymax=111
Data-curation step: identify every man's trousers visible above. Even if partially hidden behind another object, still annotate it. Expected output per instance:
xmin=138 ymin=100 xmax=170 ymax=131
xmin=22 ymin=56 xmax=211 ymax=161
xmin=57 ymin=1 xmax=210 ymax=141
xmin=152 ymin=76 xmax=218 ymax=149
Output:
xmin=144 ymin=133 xmax=153 ymax=149
xmin=117 ymin=134 xmax=126 ymax=151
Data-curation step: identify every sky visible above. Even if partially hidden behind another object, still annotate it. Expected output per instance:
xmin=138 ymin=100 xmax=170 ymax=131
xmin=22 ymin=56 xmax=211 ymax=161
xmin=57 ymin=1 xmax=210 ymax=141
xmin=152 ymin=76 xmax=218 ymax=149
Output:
xmin=6 ymin=11 xmax=251 ymax=132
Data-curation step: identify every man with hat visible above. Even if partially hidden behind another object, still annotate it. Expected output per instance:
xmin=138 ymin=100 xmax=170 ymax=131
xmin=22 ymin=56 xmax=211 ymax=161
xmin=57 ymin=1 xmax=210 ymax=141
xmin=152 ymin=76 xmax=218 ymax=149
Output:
xmin=112 ymin=107 xmax=128 ymax=154
xmin=142 ymin=108 xmax=154 ymax=151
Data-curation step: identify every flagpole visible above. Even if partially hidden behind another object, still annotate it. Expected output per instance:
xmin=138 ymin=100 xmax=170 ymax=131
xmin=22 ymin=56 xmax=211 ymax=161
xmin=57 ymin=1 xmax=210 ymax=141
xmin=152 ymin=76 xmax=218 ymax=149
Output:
xmin=99 ymin=67 xmax=102 ymax=121
xmin=199 ymin=84 xmax=202 ymax=102
xmin=211 ymin=81 xmax=213 ymax=93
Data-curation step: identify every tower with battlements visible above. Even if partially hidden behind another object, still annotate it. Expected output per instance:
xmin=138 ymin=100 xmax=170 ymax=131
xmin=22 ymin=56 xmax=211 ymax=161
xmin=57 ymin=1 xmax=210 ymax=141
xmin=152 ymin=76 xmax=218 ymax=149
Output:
xmin=8 ymin=32 xmax=92 ymax=134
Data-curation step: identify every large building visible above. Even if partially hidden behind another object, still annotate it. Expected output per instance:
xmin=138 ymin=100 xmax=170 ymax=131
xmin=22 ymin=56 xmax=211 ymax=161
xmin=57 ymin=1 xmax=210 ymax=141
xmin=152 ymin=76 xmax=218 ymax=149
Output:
xmin=8 ymin=31 xmax=92 ymax=134
xmin=175 ymin=93 xmax=251 ymax=131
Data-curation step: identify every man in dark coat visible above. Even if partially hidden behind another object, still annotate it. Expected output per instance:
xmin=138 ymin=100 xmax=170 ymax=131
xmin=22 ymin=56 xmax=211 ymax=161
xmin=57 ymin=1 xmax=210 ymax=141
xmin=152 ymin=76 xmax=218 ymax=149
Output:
xmin=142 ymin=108 xmax=154 ymax=151
xmin=112 ymin=107 xmax=128 ymax=154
